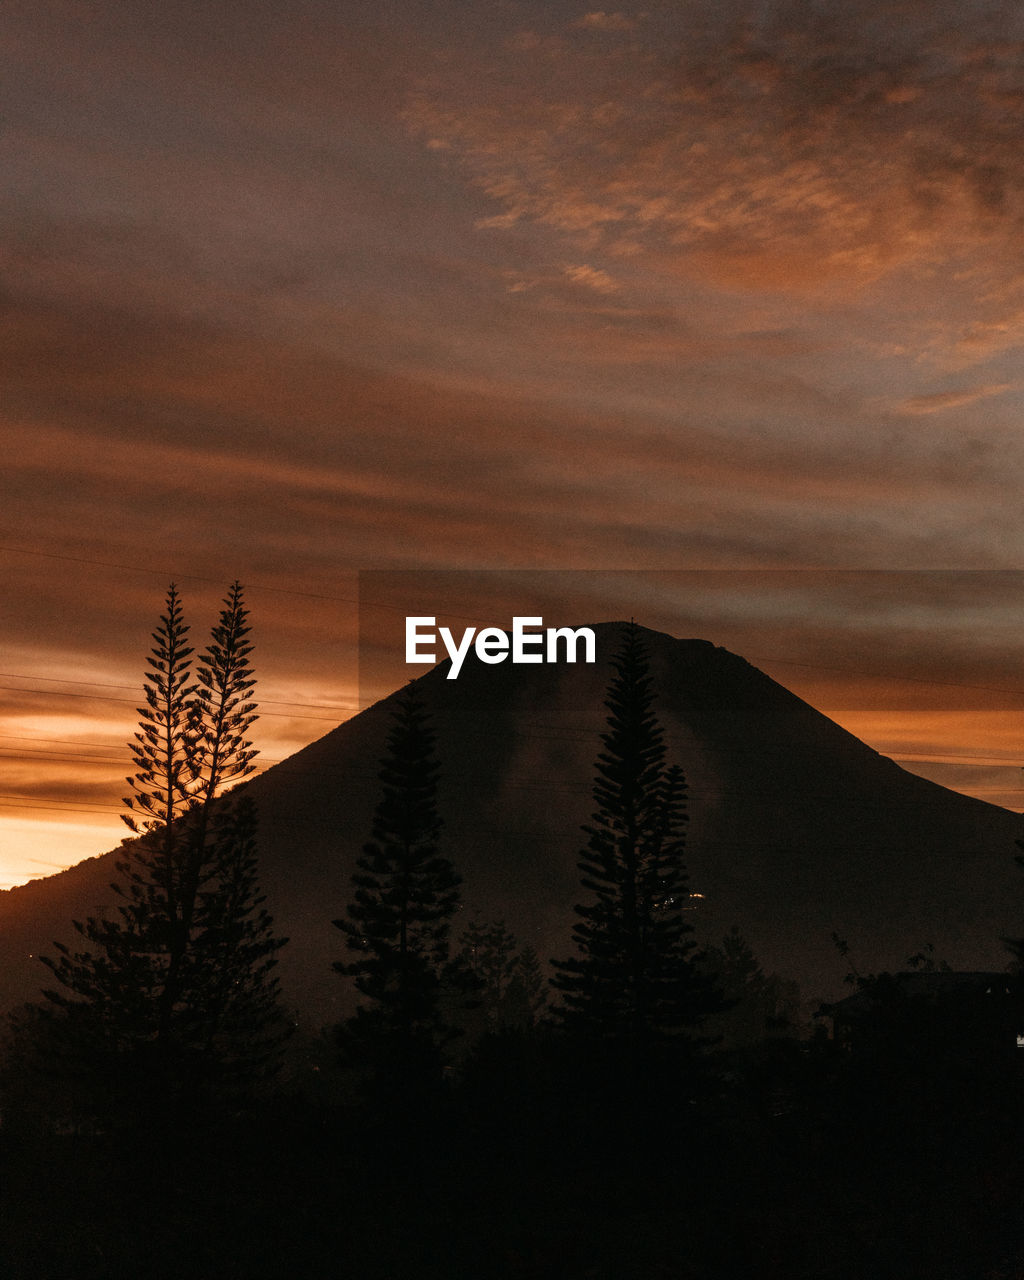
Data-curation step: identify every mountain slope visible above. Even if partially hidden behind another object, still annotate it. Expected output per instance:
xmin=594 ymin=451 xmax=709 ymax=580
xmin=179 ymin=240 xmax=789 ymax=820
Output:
xmin=2 ymin=622 xmax=1021 ymax=1027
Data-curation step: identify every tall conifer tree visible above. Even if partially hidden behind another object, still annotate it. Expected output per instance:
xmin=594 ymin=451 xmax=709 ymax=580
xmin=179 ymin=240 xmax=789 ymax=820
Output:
xmin=551 ymin=623 xmax=717 ymax=1049
xmin=334 ymin=684 xmax=462 ymax=1080
xmin=29 ymin=583 xmax=287 ymax=1119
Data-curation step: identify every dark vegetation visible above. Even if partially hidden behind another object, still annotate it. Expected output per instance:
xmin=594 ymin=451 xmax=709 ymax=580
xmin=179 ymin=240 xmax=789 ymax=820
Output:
xmin=3 ymin=608 xmax=1024 ymax=1278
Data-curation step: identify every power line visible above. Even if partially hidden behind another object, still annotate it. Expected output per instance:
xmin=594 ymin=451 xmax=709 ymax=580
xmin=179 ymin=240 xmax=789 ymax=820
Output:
xmin=0 ymin=672 xmax=359 ymax=711
xmin=2 ymin=763 xmax=1019 ymax=820
xmin=0 ymin=684 xmax=348 ymax=722
xmin=0 ymin=544 xmax=475 ymax=623
xmin=0 ymin=748 xmax=129 ymax=765
xmin=4 ymin=720 xmax=1022 ymax=763
xmin=0 ymin=545 xmax=367 ymax=605
xmin=0 ymin=745 xmax=288 ymax=769
xmin=2 ymin=717 xmax=1021 ymax=804
xmin=753 ymin=656 xmax=1024 ymax=699
xmin=0 ymin=734 xmax=131 ymax=750
xmin=2 ymin=670 xmax=1023 ymax=758
xmin=0 ymin=796 xmax=123 ymax=814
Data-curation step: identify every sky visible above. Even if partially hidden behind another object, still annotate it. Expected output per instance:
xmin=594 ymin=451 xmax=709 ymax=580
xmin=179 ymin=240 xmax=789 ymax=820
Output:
xmin=4 ymin=0 xmax=1024 ymax=888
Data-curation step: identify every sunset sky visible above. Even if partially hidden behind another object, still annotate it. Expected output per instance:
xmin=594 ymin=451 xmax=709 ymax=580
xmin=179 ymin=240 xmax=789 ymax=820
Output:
xmin=5 ymin=0 xmax=1024 ymax=888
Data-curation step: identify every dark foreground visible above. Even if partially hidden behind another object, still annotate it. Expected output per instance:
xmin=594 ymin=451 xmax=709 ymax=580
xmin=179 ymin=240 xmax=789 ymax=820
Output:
xmin=5 ymin=1031 xmax=1024 ymax=1280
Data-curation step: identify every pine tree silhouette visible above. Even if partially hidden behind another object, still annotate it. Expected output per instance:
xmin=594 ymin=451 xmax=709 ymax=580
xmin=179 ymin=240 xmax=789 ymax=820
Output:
xmin=334 ymin=684 xmax=462 ymax=1087
xmin=457 ymin=919 xmax=549 ymax=1033
xmin=26 ymin=583 xmax=287 ymax=1124
xmin=551 ymin=623 xmax=718 ymax=1051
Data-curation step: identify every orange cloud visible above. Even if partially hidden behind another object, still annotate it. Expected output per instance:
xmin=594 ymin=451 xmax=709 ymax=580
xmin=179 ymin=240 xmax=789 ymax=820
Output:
xmin=574 ymin=11 xmax=637 ymax=33
xmin=896 ymin=384 xmax=1014 ymax=415
xmin=407 ymin=0 xmax=1024 ymax=323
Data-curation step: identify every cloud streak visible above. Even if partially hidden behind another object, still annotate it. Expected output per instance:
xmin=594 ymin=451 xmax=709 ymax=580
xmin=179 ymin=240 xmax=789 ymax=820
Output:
xmin=896 ymin=383 xmax=1014 ymax=414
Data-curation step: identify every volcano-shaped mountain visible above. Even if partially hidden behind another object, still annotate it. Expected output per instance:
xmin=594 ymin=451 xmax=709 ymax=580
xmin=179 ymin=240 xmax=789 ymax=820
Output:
xmin=2 ymin=622 xmax=1022 ymax=1028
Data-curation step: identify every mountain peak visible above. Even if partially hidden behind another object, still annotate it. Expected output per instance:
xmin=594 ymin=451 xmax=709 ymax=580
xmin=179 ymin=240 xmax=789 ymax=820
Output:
xmin=1 ymin=625 xmax=1020 ymax=1027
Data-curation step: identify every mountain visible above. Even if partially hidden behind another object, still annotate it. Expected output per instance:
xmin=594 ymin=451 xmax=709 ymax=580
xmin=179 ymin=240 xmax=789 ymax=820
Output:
xmin=1 ymin=622 xmax=1022 ymax=1028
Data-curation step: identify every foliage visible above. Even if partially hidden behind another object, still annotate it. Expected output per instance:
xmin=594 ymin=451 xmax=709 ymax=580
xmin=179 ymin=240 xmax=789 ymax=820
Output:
xmin=551 ymin=622 xmax=721 ymax=1050
xmin=455 ymin=918 xmax=549 ymax=1034
xmin=334 ymin=684 xmax=463 ymax=1086
xmin=11 ymin=583 xmax=288 ymax=1126
xmin=701 ymin=926 xmax=802 ymax=1047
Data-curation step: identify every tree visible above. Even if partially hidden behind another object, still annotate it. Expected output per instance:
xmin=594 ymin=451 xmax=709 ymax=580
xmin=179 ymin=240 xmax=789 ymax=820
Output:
xmin=334 ymin=684 xmax=462 ymax=1086
xmin=456 ymin=919 xmax=550 ymax=1034
xmin=551 ymin=623 xmax=719 ymax=1052
xmin=25 ymin=583 xmax=287 ymax=1123
xmin=701 ymin=927 xmax=801 ymax=1048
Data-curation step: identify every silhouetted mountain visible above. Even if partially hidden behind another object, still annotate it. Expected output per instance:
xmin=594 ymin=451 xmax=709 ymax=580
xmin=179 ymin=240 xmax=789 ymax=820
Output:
xmin=2 ymin=622 xmax=1022 ymax=1028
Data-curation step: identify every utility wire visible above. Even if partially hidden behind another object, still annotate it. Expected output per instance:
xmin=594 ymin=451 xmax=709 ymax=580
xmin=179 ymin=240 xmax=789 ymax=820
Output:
xmin=0 ymin=672 xmax=358 ymax=712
